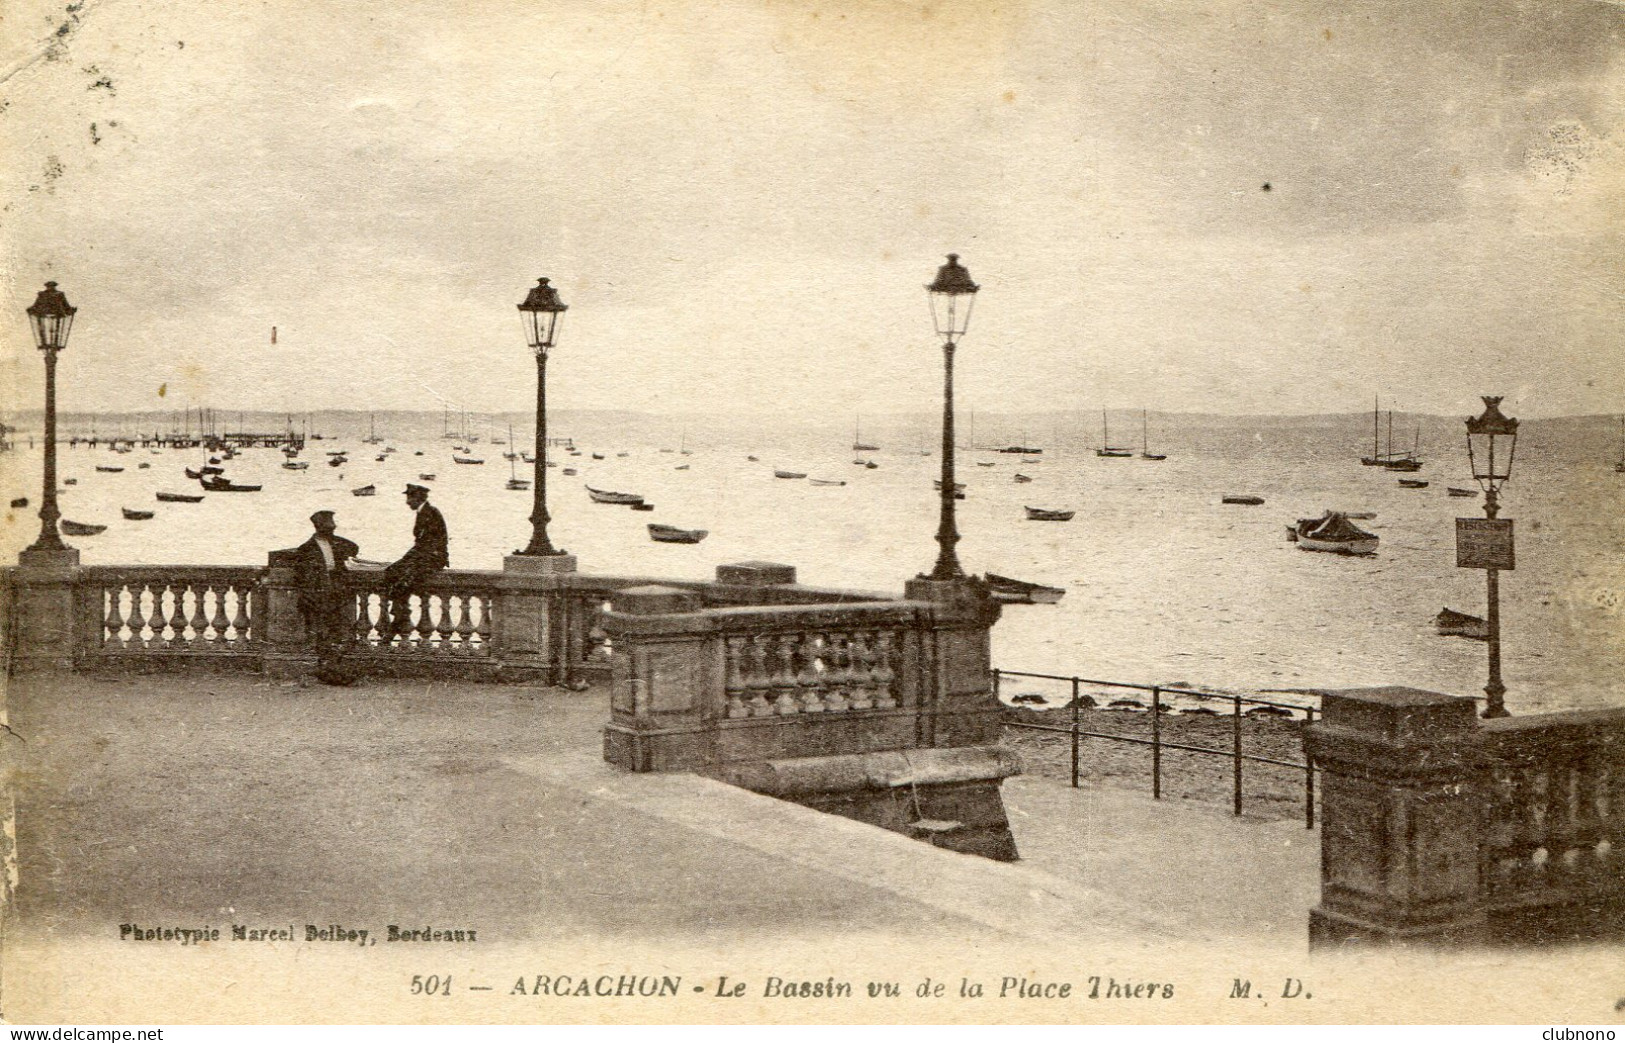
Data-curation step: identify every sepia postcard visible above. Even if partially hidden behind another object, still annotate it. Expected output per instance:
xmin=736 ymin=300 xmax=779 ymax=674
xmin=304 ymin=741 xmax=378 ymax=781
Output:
xmin=1 ymin=0 xmax=1623 ymax=1027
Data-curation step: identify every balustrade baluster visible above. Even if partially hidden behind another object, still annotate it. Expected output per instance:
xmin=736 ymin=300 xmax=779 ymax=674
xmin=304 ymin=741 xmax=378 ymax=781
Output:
xmin=743 ymin=635 xmax=774 ymax=717
xmin=164 ymin=584 xmax=187 ymax=646
xmin=142 ymin=584 xmax=165 ymax=647
xmin=209 ymin=586 xmax=231 ymax=643
xmin=453 ymin=594 xmax=477 ymax=653
xmin=870 ymin=630 xmax=898 ymax=709
xmin=1574 ymin=752 xmax=1604 ymax=882
xmin=228 ymin=585 xmax=251 ymax=644
xmin=794 ymin=633 xmax=827 ymax=713
xmin=471 ymin=593 xmax=492 ymax=649
xmin=771 ymin=633 xmax=800 ymax=715
xmin=818 ymin=632 xmax=850 ymax=712
xmin=723 ymin=636 xmax=750 ymax=719
xmin=1546 ymin=754 xmax=1577 ymax=884
xmin=186 ymin=585 xmax=209 ymax=646
xmin=848 ymin=633 xmax=877 ymax=709
xmin=103 ymin=585 xmax=124 ymax=648
xmin=835 ymin=632 xmax=870 ymax=711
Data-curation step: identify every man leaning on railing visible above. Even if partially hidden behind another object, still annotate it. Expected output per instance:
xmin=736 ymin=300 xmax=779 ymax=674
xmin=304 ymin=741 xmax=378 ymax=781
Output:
xmin=293 ymin=509 xmax=360 ymax=685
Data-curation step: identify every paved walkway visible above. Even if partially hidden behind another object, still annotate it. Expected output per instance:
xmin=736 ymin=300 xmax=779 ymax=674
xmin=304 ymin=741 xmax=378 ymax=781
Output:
xmin=6 ymin=673 xmax=1317 ymax=955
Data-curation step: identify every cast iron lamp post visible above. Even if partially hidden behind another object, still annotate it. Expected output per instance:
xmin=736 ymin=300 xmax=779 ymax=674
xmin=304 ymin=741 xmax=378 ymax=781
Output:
xmin=515 ymin=277 xmax=568 ymax=557
xmin=22 ymin=281 xmax=76 ymax=561
xmin=1465 ymin=396 xmax=1519 ymax=719
xmin=922 ymin=254 xmax=979 ymax=582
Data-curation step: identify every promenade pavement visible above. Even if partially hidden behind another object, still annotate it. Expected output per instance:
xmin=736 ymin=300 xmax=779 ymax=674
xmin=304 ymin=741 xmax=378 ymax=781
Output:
xmin=5 ymin=673 xmax=1317 ymax=952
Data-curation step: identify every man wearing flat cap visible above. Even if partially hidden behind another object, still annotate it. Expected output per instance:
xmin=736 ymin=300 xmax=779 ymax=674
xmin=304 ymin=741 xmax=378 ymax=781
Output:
xmin=294 ymin=509 xmax=360 ymax=684
xmin=384 ymin=483 xmax=449 ymax=638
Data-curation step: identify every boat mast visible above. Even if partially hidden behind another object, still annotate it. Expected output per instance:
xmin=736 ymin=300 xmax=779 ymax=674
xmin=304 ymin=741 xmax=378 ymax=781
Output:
xmin=1372 ymin=395 xmax=1379 ymax=459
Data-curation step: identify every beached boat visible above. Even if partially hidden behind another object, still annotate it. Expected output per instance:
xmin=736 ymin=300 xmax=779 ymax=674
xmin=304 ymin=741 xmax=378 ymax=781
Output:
xmin=199 ymin=476 xmax=262 ymax=492
xmin=1024 ymin=506 xmax=1075 ymax=521
xmin=1398 ymin=479 xmax=1429 ymax=489
xmin=587 ymin=486 xmax=644 ymax=505
xmin=808 ymin=478 xmax=847 ymax=486
xmin=156 ymin=492 xmax=204 ymax=503
xmin=1222 ymin=495 xmax=1265 ymax=505
xmin=1292 ymin=511 xmax=1379 ymax=556
xmin=648 ymin=523 xmax=708 ymax=544
xmin=1435 ymin=607 xmax=1488 ymax=641
xmin=983 ymin=573 xmax=1066 ymax=605
xmin=453 ymin=456 xmax=484 ymax=465
xmin=61 ymin=520 xmax=106 ymax=536
xmin=121 ymin=508 xmax=154 ymax=521
xmin=1447 ymin=487 xmax=1478 ymax=497
xmin=775 ymin=470 xmax=807 ymax=480
xmin=352 ymin=485 xmax=376 ymax=496
xmin=95 ymin=465 xmax=124 ymax=473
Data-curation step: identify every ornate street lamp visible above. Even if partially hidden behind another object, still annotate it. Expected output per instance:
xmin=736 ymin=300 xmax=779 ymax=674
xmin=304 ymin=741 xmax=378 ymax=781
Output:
xmin=21 ymin=281 xmax=77 ymax=562
xmin=515 ymin=277 xmax=569 ymax=557
xmin=1462 ymin=396 xmax=1519 ymax=718
xmin=922 ymin=254 xmax=979 ymax=581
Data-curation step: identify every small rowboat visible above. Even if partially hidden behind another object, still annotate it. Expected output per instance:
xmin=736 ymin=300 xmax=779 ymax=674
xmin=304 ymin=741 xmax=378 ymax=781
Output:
xmin=1398 ymin=479 xmax=1429 ymax=489
xmin=1447 ymin=487 xmax=1478 ymax=497
xmin=1222 ymin=495 xmax=1264 ymax=505
xmin=200 ymin=476 xmax=262 ymax=492
xmin=137 ymin=462 xmax=151 ymax=469
xmin=648 ymin=523 xmax=708 ymax=544
xmin=156 ymin=492 xmax=204 ymax=503
xmin=282 ymin=461 xmax=309 ymax=470
xmin=64 ymin=478 xmax=78 ymax=485
xmin=1013 ymin=474 xmax=1033 ymax=483
xmin=983 ymin=573 xmax=1066 ymax=605
xmin=328 ymin=457 xmax=346 ymax=467
xmin=352 ymin=485 xmax=376 ymax=496
xmin=96 ymin=465 xmax=124 ymax=473
xmin=61 ymin=520 xmax=106 ymax=536
xmin=505 ymin=479 xmax=531 ymax=490
xmin=976 ymin=461 xmax=996 ymax=468
xmin=592 ymin=453 xmax=605 ymax=460
xmin=774 ymin=470 xmax=807 ymax=479
xmin=562 ymin=468 xmax=578 ymax=476
xmin=10 ymin=497 xmax=28 ymax=508
xmin=808 ymin=478 xmax=846 ymax=486
xmin=586 ymin=486 xmax=644 ymax=505
xmin=1435 ymin=607 xmax=1488 ymax=640
xmin=631 ymin=503 xmax=655 ymax=511
xmin=1025 ymin=506 xmax=1074 ymax=521
xmin=418 ymin=473 xmax=436 ymax=481
xmin=453 ymin=456 xmax=484 ymax=465
xmin=122 ymin=508 xmax=154 ymax=521
xmin=675 ymin=464 xmax=690 ymax=471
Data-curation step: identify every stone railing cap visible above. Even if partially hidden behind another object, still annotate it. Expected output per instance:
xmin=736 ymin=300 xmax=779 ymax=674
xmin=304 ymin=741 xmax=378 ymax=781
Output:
xmin=1312 ymin=686 xmax=1479 ymax=743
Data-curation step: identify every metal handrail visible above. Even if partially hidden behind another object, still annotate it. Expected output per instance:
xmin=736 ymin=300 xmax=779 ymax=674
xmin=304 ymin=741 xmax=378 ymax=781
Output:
xmin=994 ymin=668 xmax=1318 ymax=830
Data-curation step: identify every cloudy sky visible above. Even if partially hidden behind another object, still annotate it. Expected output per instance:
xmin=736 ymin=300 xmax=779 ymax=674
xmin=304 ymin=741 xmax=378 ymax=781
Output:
xmin=1 ymin=0 xmax=1621 ymax=417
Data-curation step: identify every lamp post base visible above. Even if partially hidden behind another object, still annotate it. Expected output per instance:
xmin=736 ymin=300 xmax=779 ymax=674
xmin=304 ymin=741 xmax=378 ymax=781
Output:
xmin=17 ymin=544 xmax=80 ymax=570
xmin=503 ymin=552 xmax=578 ymax=576
xmin=905 ymin=575 xmax=986 ymax=603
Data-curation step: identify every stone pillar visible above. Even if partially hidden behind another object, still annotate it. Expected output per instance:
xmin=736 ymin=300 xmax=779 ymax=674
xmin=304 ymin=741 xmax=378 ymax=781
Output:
xmin=260 ymin=549 xmax=312 ymax=678
xmin=497 ymin=553 xmax=577 ymax=685
xmin=904 ymin=577 xmax=1003 ymax=747
xmin=5 ymin=550 xmax=82 ymax=671
xmin=601 ymin=585 xmax=716 ymax=772
xmin=1305 ymin=686 xmax=1488 ymax=948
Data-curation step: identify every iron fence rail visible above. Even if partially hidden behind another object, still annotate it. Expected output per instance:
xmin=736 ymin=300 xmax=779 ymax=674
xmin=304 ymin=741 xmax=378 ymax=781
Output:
xmin=993 ymin=668 xmax=1318 ymax=829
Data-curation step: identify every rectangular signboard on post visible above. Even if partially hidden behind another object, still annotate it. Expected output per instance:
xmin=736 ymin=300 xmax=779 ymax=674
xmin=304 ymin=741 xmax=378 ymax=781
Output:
xmin=1457 ymin=518 xmax=1515 ymax=570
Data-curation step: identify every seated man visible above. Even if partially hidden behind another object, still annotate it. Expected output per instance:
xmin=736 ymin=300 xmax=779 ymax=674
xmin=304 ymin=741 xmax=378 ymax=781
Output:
xmin=293 ymin=509 xmax=360 ymax=684
xmin=383 ymin=483 xmax=448 ymax=638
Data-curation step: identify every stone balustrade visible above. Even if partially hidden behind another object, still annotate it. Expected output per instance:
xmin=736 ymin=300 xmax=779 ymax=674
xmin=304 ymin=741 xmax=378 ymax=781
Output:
xmin=1306 ymin=687 xmax=1625 ymax=947
xmin=599 ymin=574 xmax=1020 ymax=860
xmin=81 ymin=565 xmax=263 ymax=660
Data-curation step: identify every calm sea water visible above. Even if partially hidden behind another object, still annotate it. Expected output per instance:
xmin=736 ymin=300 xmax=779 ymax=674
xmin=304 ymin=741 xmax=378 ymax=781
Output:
xmin=4 ymin=411 xmax=1623 ymax=713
